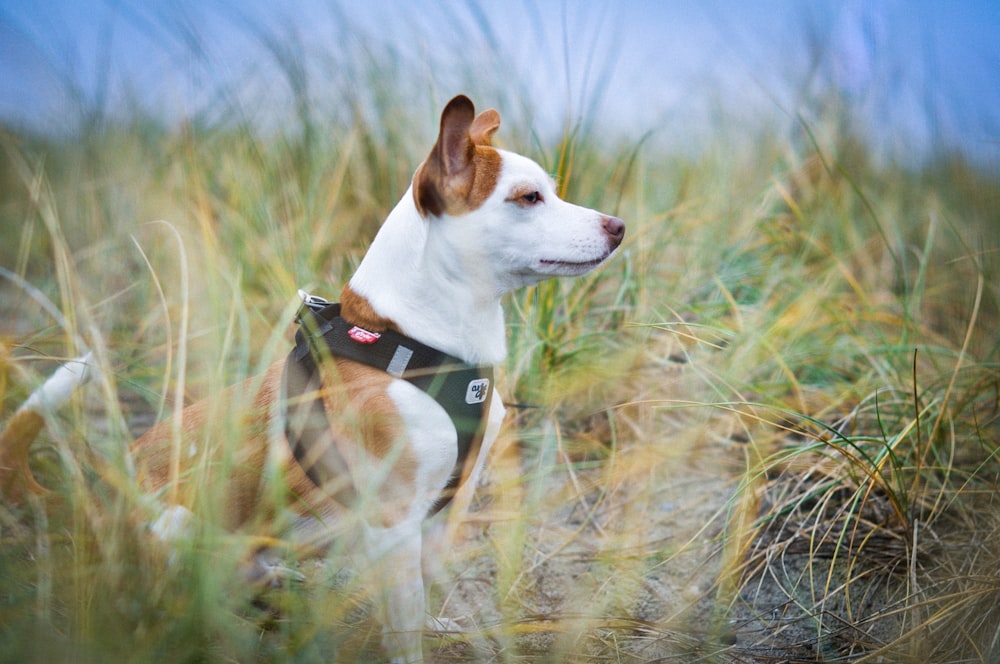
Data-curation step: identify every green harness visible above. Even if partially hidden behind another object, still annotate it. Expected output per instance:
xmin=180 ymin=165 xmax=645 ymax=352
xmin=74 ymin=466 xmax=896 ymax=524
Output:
xmin=282 ymin=293 xmax=494 ymax=515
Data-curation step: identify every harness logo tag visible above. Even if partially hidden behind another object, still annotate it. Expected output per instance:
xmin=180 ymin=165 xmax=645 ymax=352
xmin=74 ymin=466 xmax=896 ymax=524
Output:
xmin=347 ymin=326 xmax=381 ymax=344
xmin=465 ymin=378 xmax=490 ymax=404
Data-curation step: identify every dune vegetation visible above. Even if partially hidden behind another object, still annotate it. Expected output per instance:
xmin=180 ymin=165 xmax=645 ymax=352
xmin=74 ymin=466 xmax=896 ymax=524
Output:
xmin=1 ymin=9 xmax=998 ymax=663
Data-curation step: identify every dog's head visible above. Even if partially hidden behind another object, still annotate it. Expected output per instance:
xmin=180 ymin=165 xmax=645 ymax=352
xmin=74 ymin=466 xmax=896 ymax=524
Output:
xmin=413 ymin=95 xmax=625 ymax=293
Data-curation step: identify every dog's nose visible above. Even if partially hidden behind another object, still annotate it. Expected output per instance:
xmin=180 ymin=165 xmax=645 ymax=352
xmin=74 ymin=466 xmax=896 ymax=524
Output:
xmin=602 ymin=215 xmax=625 ymax=246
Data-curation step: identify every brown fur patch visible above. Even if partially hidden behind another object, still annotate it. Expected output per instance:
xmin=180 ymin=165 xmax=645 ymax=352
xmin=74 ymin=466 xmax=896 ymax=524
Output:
xmin=130 ymin=350 xmax=422 ymax=530
xmin=413 ymin=96 xmax=503 ymax=218
xmin=470 ymin=108 xmax=500 ymax=147
xmin=340 ymin=284 xmax=400 ymax=332
xmin=465 ymin=146 xmax=503 ymax=212
xmin=129 ymin=369 xmax=279 ymax=529
xmin=0 ymin=409 xmax=47 ymax=501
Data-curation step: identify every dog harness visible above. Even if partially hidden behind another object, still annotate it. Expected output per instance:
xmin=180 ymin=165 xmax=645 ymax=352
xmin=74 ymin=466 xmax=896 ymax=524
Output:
xmin=282 ymin=292 xmax=494 ymax=515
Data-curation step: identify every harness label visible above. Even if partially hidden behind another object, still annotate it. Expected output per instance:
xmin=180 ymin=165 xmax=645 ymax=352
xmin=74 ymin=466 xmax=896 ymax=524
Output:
xmin=465 ymin=378 xmax=490 ymax=404
xmin=348 ymin=326 xmax=381 ymax=344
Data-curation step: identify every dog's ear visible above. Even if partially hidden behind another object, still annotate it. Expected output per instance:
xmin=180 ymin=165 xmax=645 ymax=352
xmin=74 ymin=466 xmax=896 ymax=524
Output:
xmin=438 ymin=95 xmax=477 ymax=178
xmin=470 ymin=109 xmax=500 ymax=147
xmin=414 ymin=95 xmax=501 ymax=218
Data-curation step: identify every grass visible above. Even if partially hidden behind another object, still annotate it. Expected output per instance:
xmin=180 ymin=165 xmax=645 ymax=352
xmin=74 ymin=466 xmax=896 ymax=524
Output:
xmin=1 ymin=12 xmax=999 ymax=664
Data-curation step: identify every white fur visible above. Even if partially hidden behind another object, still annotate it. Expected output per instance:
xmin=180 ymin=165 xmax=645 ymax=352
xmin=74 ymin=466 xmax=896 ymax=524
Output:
xmin=23 ymin=353 xmax=94 ymax=415
xmin=384 ymin=380 xmax=457 ymax=515
xmin=150 ymin=504 xmax=194 ymax=544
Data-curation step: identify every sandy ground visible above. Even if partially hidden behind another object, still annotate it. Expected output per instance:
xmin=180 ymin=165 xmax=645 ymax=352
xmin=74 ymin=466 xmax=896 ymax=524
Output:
xmin=412 ymin=350 xmax=907 ymax=662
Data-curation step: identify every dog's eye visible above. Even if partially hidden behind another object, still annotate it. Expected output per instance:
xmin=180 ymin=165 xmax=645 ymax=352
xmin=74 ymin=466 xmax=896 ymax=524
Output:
xmin=506 ymin=186 xmax=545 ymax=207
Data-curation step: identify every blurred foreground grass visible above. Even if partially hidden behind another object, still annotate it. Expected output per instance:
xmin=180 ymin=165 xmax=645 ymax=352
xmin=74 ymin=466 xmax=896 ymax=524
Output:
xmin=1 ymin=25 xmax=999 ymax=664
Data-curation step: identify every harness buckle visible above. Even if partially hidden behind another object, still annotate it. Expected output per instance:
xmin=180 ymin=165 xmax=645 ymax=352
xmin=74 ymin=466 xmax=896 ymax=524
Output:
xmin=295 ymin=289 xmax=333 ymax=323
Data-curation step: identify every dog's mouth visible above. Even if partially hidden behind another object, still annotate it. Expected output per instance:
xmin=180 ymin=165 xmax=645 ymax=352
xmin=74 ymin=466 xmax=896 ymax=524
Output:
xmin=538 ymin=255 xmax=609 ymax=274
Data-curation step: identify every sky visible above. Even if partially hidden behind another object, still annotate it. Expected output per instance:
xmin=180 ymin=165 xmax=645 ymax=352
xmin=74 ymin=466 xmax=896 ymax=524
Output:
xmin=0 ymin=0 xmax=997 ymax=167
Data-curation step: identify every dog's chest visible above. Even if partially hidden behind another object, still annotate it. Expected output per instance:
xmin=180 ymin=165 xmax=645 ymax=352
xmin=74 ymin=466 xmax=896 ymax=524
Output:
xmin=282 ymin=299 xmax=497 ymax=520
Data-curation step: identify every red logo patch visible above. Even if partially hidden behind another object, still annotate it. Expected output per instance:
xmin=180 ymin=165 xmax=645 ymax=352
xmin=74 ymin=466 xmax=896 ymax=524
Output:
xmin=348 ymin=326 xmax=381 ymax=344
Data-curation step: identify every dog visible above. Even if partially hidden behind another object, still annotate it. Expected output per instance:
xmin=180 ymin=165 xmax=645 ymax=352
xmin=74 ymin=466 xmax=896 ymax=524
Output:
xmin=0 ymin=95 xmax=624 ymax=662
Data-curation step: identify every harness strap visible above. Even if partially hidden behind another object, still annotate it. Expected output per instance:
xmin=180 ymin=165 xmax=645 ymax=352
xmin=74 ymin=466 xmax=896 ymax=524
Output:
xmin=283 ymin=296 xmax=494 ymax=516
xmin=282 ymin=345 xmax=359 ymax=507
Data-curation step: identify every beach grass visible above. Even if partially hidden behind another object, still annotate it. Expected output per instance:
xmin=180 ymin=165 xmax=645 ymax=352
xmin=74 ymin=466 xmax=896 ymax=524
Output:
xmin=1 ymin=11 xmax=998 ymax=663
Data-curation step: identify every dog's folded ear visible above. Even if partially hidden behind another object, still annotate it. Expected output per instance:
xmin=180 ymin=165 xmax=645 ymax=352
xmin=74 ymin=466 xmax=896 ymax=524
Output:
xmin=414 ymin=95 xmax=502 ymax=218
xmin=471 ymin=108 xmax=500 ymax=147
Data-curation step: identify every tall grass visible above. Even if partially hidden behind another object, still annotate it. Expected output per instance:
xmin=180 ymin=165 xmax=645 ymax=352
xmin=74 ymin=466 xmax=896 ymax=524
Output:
xmin=2 ymin=9 xmax=999 ymax=664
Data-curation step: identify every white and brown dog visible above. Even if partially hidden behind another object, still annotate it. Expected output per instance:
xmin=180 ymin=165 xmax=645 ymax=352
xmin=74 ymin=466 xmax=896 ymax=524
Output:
xmin=0 ymin=95 xmax=624 ymax=662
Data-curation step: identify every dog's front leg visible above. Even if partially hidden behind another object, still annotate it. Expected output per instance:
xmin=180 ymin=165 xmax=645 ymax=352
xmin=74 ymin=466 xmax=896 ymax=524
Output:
xmin=363 ymin=519 xmax=426 ymax=663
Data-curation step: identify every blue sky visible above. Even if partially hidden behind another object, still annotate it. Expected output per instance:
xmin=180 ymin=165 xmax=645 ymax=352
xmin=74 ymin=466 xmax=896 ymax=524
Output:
xmin=1 ymin=1 xmax=997 ymax=166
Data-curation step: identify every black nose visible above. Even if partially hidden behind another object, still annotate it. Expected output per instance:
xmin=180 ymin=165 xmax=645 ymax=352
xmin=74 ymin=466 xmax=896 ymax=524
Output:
xmin=602 ymin=216 xmax=625 ymax=246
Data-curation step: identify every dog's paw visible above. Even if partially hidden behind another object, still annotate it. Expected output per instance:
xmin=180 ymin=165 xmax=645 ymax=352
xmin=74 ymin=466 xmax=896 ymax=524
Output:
xmin=148 ymin=505 xmax=196 ymax=567
xmin=150 ymin=505 xmax=194 ymax=544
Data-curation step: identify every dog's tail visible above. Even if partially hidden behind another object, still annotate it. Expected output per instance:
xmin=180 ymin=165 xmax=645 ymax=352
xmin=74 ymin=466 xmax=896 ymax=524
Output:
xmin=0 ymin=353 xmax=95 ymax=502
